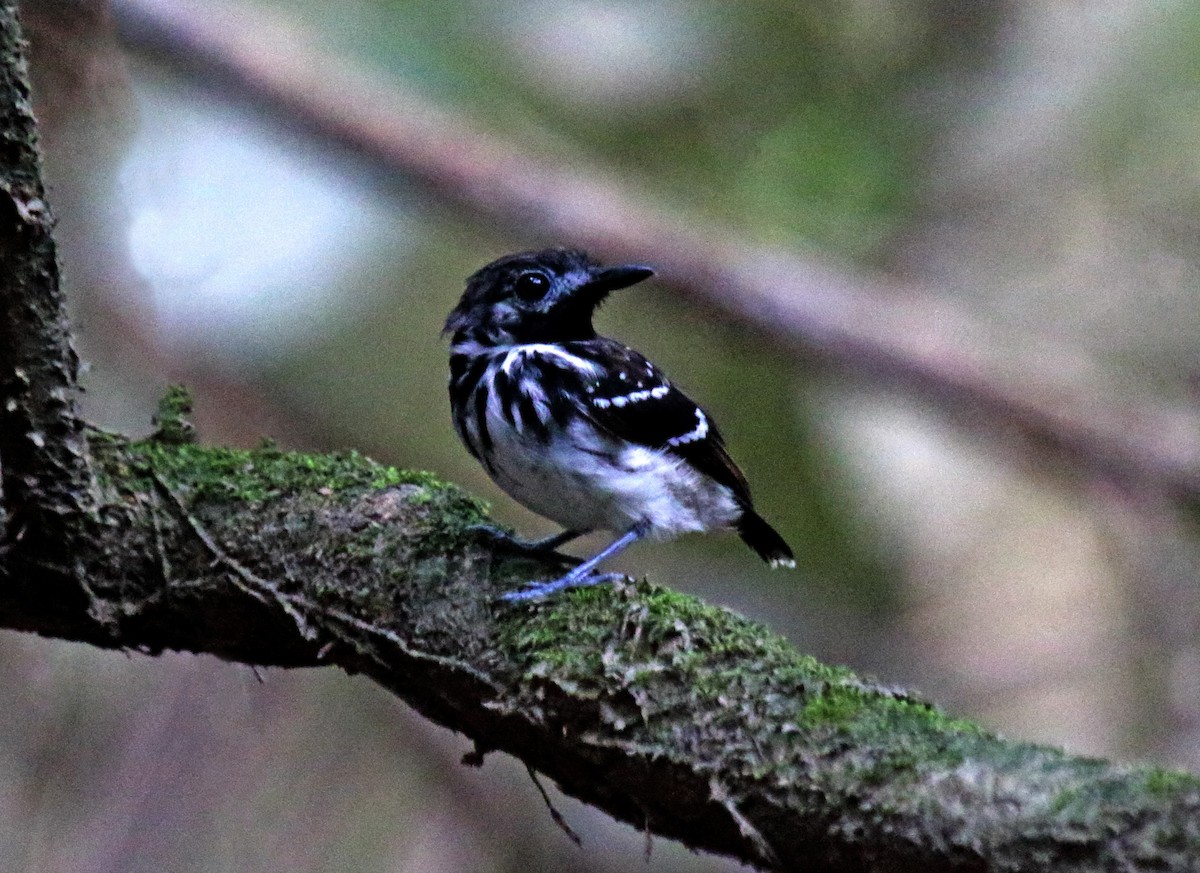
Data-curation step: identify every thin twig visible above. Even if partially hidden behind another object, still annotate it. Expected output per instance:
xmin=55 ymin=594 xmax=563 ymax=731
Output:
xmin=147 ymin=493 xmax=173 ymax=587
xmin=150 ymin=470 xmax=317 ymax=640
xmin=309 ymin=599 xmax=505 ymax=696
xmin=709 ymin=778 xmax=778 ymax=868
xmin=526 ymin=764 xmax=583 ymax=848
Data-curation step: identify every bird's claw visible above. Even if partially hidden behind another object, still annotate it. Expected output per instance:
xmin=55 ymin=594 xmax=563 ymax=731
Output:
xmin=467 ymin=524 xmax=583 ymax=565
xmin=498 ymin=571 xmax=627 ymax=603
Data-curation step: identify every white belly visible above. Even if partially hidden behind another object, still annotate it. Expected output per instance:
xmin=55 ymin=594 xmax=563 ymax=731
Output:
xmin=487 ymin=418 xmax=741 ymax=538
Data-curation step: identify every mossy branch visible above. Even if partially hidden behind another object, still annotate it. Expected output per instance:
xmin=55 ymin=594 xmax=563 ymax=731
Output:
xmin=0 ymin=427 xmax=1196 ymax=872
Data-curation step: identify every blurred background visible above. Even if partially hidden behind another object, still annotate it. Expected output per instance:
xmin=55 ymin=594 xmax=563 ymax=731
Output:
xmin=4 ymin=0 xmax=1200 ymax=870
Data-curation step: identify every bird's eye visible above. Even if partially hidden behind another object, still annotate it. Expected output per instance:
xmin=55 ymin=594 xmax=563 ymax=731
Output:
xmin=513 ymin=271 xmax=551 ymax=303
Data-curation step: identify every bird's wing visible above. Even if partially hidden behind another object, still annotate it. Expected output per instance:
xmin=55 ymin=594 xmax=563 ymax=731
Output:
xmin=568 ymin=340 xmax=752 ymax=505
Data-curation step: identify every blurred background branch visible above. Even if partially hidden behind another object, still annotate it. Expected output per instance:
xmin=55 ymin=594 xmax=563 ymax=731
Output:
xmin=111 ymin=0 xmax=1200 ymax=505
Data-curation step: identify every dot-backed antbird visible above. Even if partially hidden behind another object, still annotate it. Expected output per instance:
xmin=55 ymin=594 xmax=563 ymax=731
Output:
xmin=446 ymin=248 xmax=794 ymax=601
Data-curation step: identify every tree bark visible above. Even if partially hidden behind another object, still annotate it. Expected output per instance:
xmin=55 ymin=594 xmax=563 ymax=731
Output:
xmin=1 ymin=5 xmax=1199 ymax=872
xmin=0 ymin=2 xmax=90 ymax=539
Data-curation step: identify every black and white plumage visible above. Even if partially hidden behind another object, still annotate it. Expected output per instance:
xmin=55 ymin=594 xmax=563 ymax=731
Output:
xmin=446 ymin=248 xmax=794 ymax=600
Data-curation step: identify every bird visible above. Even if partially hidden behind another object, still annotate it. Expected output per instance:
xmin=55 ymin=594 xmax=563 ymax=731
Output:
xmin=445 ymin=247 xmax=794 ymax=601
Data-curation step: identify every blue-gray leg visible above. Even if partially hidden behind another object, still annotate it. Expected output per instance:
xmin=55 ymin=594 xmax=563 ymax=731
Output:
xmin=501 ymin=523 xmax=646 ymax=602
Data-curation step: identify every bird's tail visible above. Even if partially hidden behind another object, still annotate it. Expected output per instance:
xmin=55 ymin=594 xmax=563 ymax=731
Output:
xmin=737 ymin=510 xmax=795 ymax=568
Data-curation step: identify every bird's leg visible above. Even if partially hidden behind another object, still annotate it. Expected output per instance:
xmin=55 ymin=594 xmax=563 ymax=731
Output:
xmin=468 ymin=524 xmax=586 ymax=558
xmin=501 ymin=521 xmax=648 ymax=602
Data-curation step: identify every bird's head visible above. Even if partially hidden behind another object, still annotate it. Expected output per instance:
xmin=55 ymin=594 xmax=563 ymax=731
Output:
xmin=445 ymin=248 xmax=654 ymax=347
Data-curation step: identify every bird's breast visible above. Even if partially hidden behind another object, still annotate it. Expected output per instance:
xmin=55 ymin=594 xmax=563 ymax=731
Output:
xmin=486 ymin=418 xmax=740 ymax=538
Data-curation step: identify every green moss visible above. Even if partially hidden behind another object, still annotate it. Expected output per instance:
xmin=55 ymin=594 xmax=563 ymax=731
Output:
xmin=500 ymin=584 xmax=618 ymax=674
xmin=800 ymin=686 xmax=868 ymax=726
xmin=1044 ymin=764 xmax=1200 ymax=824
xmin=787 ymin=676 xmax=993 ymax=792
xmin=1140 ymin=767 xmax=1200 ymax=797
xmin=502 ymin=580 xmax=859 ymax=698
xmin=93 ymin=434 xmax=487 ymax=534
xmin=496 ymin=578 xmax=998 ymax=794
xmin=1047 ymin=785 xmax=1080 ymax=816
xmin=151 ymin=385 xmax=197 ymax=445
xmin=127 ymin=441 xmax=421 ymax=504
xmin=404 ymin=483 xmax=490 ymax=555
xmin=503 ymin=580 xmax=856 ymax=688
xmin=798 ymin=681 xmax=981 ymax=737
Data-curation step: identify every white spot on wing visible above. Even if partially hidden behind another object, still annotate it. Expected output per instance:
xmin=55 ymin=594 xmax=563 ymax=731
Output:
xmin=668 ymin=409 xmax=708 ymax=446
xmin=595 ymin=384 xmax=668 ymax=408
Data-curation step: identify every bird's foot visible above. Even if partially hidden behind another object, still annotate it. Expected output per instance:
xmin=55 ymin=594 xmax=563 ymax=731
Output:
xmin=467 ymin=524 xmax=584 ymax=564
xmin=495 ymin=524 xmax=645 ymax=602
xmin=499 ymin=572 xmax=627 ymax=603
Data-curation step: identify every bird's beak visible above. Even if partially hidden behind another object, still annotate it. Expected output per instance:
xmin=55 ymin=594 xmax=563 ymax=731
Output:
xmin=585 ymin=265 xmax=655 ymax=295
